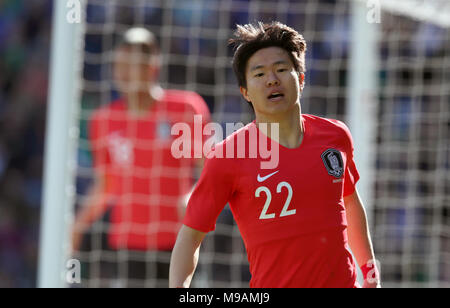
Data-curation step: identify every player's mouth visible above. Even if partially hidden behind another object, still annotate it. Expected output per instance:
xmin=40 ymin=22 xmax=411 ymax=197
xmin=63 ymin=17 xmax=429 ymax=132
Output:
xmin=267 ymin=91 xmax=284 ymax=102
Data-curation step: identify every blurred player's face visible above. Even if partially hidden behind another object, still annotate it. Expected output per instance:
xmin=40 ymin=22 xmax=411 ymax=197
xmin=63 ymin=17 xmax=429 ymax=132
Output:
xmin=113 ymin=45 xmax=158 ymax=95
xmin=240 ymin=47 xmax=304 ymax=118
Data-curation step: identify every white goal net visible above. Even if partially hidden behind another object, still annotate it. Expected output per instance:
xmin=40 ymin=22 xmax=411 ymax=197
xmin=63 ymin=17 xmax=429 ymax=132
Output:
xmin=370 ymin=4 xmax=450 ymax=288
xmin=60 ymin=0 xmax=449 ymax=288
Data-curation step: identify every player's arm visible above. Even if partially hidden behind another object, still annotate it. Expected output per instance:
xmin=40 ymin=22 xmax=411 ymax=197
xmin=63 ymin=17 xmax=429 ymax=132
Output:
xmin=344 ymin=188 xmax=380 ymax=288
xmin=169 ymin=225 xmax=206 ymax=288
xmin=71 ymin=171 xmax=110 ymax=252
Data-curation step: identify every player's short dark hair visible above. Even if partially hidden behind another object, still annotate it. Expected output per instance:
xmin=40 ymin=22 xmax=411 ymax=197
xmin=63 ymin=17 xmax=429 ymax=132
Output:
xmin=229 ymin=21 xmax=307 ymax=88
xmin=116 ymin=27 xmax=160 ymax=57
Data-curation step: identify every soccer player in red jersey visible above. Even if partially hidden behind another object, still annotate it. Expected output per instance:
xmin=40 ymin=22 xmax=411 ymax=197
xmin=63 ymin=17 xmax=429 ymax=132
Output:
xmin=71 ymin=28 xmax=210 ymax=287
xmin=169 ymin=22 xmax=380 ymax=288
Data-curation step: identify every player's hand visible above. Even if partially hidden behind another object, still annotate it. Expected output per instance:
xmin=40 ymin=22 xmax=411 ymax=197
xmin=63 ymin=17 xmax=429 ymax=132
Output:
xmin=362 ymin=279 xmax=381 ymax=288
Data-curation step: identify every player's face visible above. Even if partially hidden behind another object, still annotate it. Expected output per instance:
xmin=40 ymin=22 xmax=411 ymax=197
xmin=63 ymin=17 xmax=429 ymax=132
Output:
xmin=113 ymin=45 xmax=158 ymax=95
xmin=240 ymin=47 xmax=304 ymax=117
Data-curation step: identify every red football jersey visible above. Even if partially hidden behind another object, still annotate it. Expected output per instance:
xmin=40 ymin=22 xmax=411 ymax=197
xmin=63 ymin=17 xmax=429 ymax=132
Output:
xmin=89 ymin=89 xmax=210 ymax=251
xmin=183 ymin=114 xmax=360 ymax=288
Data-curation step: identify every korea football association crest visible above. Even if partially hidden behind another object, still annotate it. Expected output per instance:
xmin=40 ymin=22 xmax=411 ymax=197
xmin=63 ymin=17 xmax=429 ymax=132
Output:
xmin=321 ymin=148 xmax=344 ymax=178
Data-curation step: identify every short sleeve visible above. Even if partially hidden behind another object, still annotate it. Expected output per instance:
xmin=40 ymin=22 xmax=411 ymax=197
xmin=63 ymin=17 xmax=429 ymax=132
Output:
xmin=183 ymin=150 xmax=236 ymax=233
xmin=341 ymin=122 xmax=360 ymax=197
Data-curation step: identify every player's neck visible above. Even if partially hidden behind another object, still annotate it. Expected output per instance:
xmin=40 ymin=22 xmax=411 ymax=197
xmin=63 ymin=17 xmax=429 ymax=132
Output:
xmin=126 ymin=85 xmax=163 ymax=116
xmin=255 ymin=103 xmax=304 ymax=149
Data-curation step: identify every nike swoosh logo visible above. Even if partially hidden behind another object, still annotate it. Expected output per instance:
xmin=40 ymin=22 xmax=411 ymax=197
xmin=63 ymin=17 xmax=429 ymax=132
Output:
xmin=257 ymin=170 xmax=280 ymax=182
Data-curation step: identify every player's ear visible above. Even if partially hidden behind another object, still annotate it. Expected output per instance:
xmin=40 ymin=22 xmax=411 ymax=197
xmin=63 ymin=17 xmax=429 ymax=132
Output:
xmin=240 ymin=86 xmax=251 ymax=102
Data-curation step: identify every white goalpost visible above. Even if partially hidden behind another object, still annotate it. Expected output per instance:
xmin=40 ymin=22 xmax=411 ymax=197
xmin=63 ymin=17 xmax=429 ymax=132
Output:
xmin=38 ymin=0 xmax=86 ymax=288
xmin=38 ymin=0 xmax=449 ymax=288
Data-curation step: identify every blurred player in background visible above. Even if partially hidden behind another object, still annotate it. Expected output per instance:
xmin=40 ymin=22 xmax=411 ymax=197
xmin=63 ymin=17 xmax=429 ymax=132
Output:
xmin=170 ymin=22 xmax=380 ymax=288
xmin=72 ymin=27 xmax=210 ymax=287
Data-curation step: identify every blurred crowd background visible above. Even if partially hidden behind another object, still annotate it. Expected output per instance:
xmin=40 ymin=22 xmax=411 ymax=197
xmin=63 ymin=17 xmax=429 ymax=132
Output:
xmin=0 ymin=0 xmax=52 ymax=287
xmin=0 ymin=0 xmax=448 ymax=287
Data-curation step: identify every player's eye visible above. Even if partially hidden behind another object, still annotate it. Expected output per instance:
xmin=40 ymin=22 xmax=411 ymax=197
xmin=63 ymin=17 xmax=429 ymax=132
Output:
xmin=254 ymin=72 xmax=264 ymax=78
xmin=277 ymin=68 xmax=287 ymax=73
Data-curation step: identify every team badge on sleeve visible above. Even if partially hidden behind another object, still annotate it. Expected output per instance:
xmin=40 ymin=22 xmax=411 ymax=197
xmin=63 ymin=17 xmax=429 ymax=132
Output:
xmin=321 ymin=148 xmax=344 ymax=178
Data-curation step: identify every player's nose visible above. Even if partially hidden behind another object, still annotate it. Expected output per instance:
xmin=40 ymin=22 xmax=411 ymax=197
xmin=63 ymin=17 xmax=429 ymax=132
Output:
xmin=266 ymin=72 xmax=280 ymax=87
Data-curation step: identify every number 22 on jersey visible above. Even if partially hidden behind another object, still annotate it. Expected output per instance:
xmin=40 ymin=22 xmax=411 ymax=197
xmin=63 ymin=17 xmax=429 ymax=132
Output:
xmin=255 ymin=181 xmax=295 ymax=220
